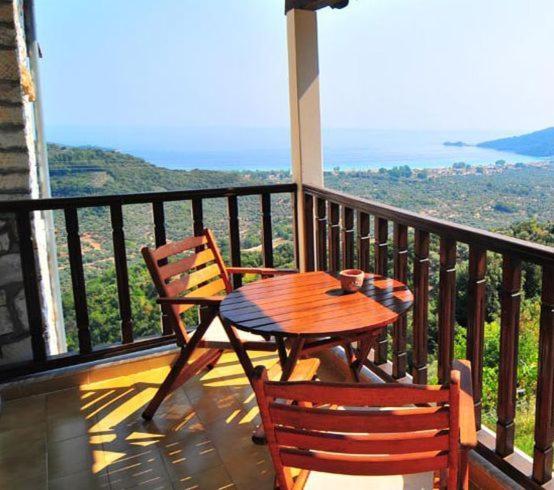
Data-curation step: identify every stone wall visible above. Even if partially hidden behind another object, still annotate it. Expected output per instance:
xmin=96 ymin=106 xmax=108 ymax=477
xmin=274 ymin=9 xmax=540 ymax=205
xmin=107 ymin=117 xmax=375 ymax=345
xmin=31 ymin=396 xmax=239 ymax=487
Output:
xmin=0 ymin=0 xmax=65 ymax=365
xmin=0 ymin=0 xmax=33 ymax=364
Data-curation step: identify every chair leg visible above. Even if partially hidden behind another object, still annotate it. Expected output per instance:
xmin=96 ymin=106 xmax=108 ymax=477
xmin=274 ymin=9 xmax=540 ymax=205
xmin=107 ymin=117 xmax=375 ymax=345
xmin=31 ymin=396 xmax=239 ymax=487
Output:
xmin=142 ymin=314 xmax=214 ymax=420
xmin=142 ymin=349 xmax=191 ymax=420
xmin=206 ymin=349 xmax=224 ymax=370
xmin=459 ymin=449 xmax=469 ymax=489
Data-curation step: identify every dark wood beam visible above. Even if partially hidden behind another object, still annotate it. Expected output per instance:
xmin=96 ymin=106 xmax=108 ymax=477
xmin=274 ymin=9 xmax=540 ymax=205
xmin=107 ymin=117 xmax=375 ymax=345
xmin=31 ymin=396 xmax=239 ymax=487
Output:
xmin=285 ymin=0 xmax=349 ymax=14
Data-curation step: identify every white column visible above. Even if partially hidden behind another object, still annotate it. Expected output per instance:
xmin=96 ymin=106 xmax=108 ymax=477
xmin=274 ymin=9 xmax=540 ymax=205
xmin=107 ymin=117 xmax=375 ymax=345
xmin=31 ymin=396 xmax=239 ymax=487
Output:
xmin=286 ymin=8 xmax=323 ymax=270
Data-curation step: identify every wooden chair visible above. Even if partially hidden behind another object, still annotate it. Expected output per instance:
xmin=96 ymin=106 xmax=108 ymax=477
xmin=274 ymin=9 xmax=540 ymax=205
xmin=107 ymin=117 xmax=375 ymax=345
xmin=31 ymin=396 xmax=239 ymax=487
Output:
xmin=252 ymin=359 xmax=477 ymax=489
xmin=141 ymin=228 xmax=298 ymax=420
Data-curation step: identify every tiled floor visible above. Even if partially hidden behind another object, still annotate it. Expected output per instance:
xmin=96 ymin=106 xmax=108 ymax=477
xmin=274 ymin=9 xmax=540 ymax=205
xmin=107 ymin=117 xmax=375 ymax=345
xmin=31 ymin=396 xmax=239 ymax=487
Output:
xmin=0 ymin=350 xmax=303 ymax=490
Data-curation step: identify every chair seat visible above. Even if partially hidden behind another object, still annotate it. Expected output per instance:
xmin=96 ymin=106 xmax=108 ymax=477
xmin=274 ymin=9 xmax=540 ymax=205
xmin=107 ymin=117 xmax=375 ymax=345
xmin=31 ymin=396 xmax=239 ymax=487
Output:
xmin=197 ymin=315 xmax=277 ymax=351
xmin=303 ymin=471 xmax=434 ymax=490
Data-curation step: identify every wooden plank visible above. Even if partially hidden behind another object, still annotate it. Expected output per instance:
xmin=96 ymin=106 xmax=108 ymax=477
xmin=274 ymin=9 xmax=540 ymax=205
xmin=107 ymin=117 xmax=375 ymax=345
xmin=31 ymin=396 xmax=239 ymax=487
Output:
xmin=265 ymin=381 xmax=449 ymax=406
xmin=158 ymin=248 xmax=215 ymax=281
xmin=357 ymin=211 xmax=370 ymax=272
xmin=412 ymin=229 xmax=429 ymax=384
xmin=227 ymin=194 xmax=242 ymax=289
xmin=303 ymin=192 xmax=315 ymax=272
xmin=270 ymin=404 xmax=450 ymax=433
xmin=328 ymin=202 xmax=340 ymax=273
xmin=466 ymin=246 xmax=487 ymax=429
xmin=315 ymin=197 xmax=327 ymax=271
xmin=165 ymin=263 xmax=221 ymax=296
xmin=280 ymin=449 xmax=448 ymax=476
xmin=496 ymin=255 xmax=522 ymax=457
xmin=438 ymin=237 xmax=456 ymax=384
xmin=342 ymin=206 xmax=354 ymax=269
xmin=533 ymin=265 xmax=554 ymax=484
xmin=392 ymin=223 xmax=408 ymax=379
xmin=64 ymin=207 xmax=92 ymax=354
xmin=15 ymin=211 xmax=47 ymax=362
xmin=260 ymin=193 xmax=274 ymax=268
xmin=152 ymin=235 xmax=208 ymax=261
xmin=374 ymin=217 xmax=388 ymax=364
xmin=275 ymin=427 xmax=449 ymax=454
xmin=110 ymin=204 xmax=133 ymax=344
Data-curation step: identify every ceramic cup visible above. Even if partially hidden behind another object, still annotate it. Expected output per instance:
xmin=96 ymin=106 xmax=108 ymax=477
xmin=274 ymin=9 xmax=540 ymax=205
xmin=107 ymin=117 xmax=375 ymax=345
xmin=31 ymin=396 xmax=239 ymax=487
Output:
xmin=339 ymin=268 xmax=365 ymax=293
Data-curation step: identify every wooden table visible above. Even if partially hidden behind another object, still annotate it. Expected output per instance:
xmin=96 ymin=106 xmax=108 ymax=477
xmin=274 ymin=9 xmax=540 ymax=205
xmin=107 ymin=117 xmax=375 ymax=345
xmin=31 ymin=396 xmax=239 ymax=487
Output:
xmin=219 ymin=271 xmax=413 ymax=382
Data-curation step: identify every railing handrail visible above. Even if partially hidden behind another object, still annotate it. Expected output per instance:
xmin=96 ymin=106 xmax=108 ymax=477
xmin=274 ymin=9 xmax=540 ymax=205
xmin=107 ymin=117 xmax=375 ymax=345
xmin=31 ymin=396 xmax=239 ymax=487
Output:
xmin=0 ymin=182 xmax=297 ymax=212
xmin=303 ymin=183 xmax=554 ymax=266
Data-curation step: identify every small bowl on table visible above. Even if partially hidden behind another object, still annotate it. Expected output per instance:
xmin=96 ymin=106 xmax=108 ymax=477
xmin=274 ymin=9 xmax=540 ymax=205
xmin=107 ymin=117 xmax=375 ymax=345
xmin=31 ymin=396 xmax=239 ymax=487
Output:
xmin=339 ymin=268 xmax=365 ymax=293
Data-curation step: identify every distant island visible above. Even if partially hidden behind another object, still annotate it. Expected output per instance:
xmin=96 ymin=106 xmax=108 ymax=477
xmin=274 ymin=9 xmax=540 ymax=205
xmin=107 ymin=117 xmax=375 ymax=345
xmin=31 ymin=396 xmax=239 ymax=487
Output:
xmin=476 ymin=127 xmax=554 ymax=157
xmin=443 ymin=141 xmax=469 ymax=147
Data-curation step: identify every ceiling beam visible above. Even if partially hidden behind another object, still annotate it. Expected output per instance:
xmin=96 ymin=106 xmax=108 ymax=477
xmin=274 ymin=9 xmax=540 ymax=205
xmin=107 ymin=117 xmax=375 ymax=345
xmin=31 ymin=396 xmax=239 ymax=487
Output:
xmin=285 ymin=0 xmax=349 ymax=14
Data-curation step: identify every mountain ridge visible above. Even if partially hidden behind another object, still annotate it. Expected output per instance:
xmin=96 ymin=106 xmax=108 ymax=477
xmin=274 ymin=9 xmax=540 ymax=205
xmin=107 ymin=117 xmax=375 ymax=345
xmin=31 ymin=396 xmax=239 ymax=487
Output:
xmin=477 ymin=127 xmax=554 ymax=157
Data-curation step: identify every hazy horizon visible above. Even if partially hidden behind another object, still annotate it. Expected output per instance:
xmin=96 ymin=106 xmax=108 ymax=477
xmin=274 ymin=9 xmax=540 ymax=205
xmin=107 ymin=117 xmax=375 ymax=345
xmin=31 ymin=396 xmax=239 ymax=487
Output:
xmin=36 ymin=0 xmax=554 ymax=135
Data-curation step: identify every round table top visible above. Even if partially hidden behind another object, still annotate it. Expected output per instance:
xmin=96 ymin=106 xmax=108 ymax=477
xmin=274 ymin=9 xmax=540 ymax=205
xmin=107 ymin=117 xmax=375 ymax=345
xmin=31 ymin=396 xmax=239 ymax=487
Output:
xmin=219 ymin=271 xmax=413 ymax=338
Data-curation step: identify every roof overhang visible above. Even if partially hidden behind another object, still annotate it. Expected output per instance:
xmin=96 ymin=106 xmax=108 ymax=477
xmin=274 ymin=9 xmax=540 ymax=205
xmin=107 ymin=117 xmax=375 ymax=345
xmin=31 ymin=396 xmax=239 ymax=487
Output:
xmin=285 ymin=0 xmax=349 ymax=14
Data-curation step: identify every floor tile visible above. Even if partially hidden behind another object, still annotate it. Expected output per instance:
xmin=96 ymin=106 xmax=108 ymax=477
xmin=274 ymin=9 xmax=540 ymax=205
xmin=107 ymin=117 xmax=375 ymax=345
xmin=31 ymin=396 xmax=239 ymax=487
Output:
xmin=0 ymin=393 xmax=46 ymax=431
xmin=160 ymin=431 xmax=223 ymax=480
xmin=170 ymin=464 xmax=235 ymax=489
xmin=104 ymin=445 xmax=170 ymax=490
xmin=48 ymin=434 xmax=106 ymax=479
xmin=49 ymin=468 xmax=110 ymax=490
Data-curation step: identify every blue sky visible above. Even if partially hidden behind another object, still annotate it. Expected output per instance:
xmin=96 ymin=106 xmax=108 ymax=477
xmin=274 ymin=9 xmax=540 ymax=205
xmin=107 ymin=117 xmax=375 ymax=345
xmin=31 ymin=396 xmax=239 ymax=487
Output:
xmin=36 ymin=0 xmax=554 ymax=134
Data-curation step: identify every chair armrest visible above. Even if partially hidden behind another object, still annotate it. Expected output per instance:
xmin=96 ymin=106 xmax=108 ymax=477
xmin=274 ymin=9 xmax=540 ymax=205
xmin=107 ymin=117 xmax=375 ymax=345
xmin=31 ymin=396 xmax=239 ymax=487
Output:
xmin=453 ymin=359 xmax=478 ymax=449
xmin=157 ymin=296 xmax=224 ymax=306
xmin=227 ymin=267 xmax=298 ymax=276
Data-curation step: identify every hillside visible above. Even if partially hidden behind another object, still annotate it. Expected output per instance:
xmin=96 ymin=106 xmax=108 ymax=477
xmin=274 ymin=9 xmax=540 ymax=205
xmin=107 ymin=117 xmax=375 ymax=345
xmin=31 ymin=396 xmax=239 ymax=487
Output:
xmin=477 ymin=126 xmax=554 ymax=157
xmin=48 ymin=144 xmax=289 ymax=196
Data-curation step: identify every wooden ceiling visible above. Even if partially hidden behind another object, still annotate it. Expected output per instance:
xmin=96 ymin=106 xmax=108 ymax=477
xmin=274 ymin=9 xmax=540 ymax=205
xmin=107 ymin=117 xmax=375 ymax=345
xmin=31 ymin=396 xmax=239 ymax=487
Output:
xmin=285 ymin=0 xmax=349 ymax=14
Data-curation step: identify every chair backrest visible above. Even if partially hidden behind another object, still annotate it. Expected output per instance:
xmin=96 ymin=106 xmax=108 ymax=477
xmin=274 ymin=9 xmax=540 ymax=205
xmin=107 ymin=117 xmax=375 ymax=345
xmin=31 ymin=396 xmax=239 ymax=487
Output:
xmin=142 ymin=228 xmax=232 ymax=345
xmin=252 ymin=366 xmax=461 ymax=490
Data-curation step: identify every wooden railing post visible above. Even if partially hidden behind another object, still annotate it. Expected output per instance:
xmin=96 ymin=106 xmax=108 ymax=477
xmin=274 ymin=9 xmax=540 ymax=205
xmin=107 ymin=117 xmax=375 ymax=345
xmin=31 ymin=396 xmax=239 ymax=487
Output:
xmin=328 ymin=202 xmax=340 ymax=274
xmin=110 ymin=204 xmax=133 ymax=344
xmin=496 ymin=255 xmax=522 ymax=457
xmin=438 ymin=237 xmax=456 ymax=384
xmin=533 ymin=265 xmax=554 ymax=484
xmin=412 ymin=229 xmax=429 ymax=384
xmin=357 ymin=211 xmax=370 ymax=272
xmin=152 ymin=201 xmax=172 ymax=335
xmin=260 ymin=193 xmax=274 ymax=268
xmin=466 ymin=246 xmax=487 ymax=429
xmin=374 ymin=217 xmax=389 ymax=364
xmin=392 ymin=223 xmax=408 ymax=379
xmin=315 ymin=197 xmax=327 ymax=271
xmin=227 ymin=195 xmax=243 ymax=288
xmin=192 ymin=198 xmax=204 ymax=238
xmin=64 ymin=207 xmax=92 ymax=354
xmin=342 ymin=207 xmax=354 ymax=269
xmin=16 ymin=211 xmax=47 ymax=362
xmin=302 ymin=192 xmax=315 ymax=272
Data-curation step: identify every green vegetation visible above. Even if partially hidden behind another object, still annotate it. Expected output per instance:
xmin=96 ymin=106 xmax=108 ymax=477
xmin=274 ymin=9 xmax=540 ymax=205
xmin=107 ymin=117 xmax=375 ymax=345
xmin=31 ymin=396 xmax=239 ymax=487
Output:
xmin=48 ymin=144 xmax=553 ymax=458
xmin=478 ymin=126 xmax=554 ymax=157
xmin=325 ymin=164 xmax=553 ymax=229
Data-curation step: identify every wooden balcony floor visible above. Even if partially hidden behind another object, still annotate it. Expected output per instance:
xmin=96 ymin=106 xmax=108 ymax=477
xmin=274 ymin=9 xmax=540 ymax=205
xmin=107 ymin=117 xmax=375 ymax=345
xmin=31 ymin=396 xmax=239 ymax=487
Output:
xmin=0 ymin=350 xmax=346 ymax=490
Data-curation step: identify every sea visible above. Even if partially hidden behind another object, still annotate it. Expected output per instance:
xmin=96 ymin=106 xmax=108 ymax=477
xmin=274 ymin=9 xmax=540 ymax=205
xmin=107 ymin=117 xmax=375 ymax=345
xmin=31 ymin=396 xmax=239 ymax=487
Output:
xmin=46 ymin=126 xmax=540 ymax=172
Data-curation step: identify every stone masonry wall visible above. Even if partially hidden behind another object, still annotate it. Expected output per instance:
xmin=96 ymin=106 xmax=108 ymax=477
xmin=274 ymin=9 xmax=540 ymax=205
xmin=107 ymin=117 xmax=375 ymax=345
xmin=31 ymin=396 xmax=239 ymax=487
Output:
xmin=0 ymin=0 xmax=34 ymax=364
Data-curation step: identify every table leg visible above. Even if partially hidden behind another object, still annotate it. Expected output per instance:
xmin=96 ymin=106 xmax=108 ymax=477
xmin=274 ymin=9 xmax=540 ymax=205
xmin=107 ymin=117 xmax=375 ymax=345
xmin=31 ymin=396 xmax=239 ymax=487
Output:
xmin=276 ymin=337 xmax=288 ymax=367
xmin=351 ymin=334 xmax=375 ymax=382
xmin=280 ymin=337 xmax=306 ymax=381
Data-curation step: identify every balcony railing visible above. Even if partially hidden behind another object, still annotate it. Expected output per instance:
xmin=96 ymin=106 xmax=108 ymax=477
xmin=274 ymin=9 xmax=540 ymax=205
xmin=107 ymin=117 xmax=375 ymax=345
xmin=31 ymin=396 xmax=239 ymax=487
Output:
xmin=0 ymin=183 xmax=298 ymax=377
xmin=302 ymin=183 xmax=554 ymax=488
xmin=0 ymin=181 xmax=553 ymax=487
